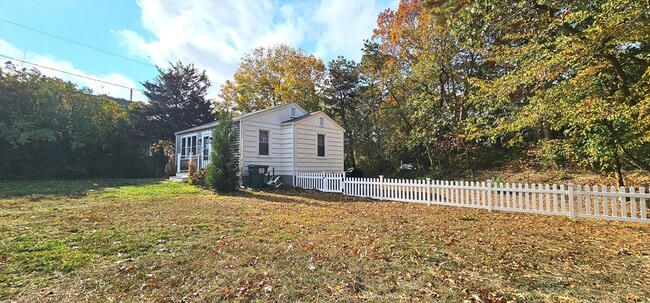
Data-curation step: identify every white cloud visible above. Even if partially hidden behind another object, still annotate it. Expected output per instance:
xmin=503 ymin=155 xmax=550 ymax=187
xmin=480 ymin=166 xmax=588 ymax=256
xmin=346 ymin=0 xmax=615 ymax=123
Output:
xmin=117 ymin=0 xmax=397 ymax=98
xmin=117 ymin=0 xmax=303 ymax=97
xmin=311 ymin=0 xmax=386 ymax=63
xmin=0 ymin=39 xmax=145 ymax=101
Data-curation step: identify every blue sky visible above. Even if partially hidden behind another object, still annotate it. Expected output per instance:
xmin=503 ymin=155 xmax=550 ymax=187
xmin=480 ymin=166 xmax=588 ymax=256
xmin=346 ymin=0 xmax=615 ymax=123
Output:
xmin=0 ymin=0 xmax=396 ymax=101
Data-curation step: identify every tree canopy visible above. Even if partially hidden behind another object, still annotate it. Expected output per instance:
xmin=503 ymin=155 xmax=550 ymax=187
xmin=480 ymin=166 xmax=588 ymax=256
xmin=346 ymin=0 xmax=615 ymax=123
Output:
xmin=0 ymin=62 xmax=149 ymax=179
xmin=135 ymin=61 xmax=213 ymax=143
xmin=424 ymin=0 xmax=650 ymax=185
xmin=3 ymin=0 xmax=647 ymax=184
xmin=219 ymin=44 xmax=326 ymax=113
xmin=323 ymin=56 xmax=362 ymax=168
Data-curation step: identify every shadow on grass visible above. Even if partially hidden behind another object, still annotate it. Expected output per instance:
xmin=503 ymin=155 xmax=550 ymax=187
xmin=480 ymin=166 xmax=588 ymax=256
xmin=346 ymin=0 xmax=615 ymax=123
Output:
xmin=0 ymin=178 xmax=164 ymax=199
xmin=222 ymin=186 xmax=373 ymax=207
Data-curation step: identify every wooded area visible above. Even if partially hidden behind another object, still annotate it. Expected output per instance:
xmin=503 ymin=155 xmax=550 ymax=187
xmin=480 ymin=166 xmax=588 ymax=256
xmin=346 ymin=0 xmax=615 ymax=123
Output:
xmin=220 ymin=0 xmax=649 ymax=186
xmin=0 ymin=62 xmax=212 ymax=179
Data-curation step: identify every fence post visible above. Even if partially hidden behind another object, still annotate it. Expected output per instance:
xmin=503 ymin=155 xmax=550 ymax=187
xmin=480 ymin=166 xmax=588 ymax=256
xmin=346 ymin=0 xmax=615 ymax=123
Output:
xmin=640 ymin=186 xmax=647 ymax=220
xmin=379 ymin=175 xmax=384 ymax=200
xmin=426 ymin=178 xmax=431 ymax=206
xmin=568 ymin=183 xmax=576 ymax=219
xmin=487 ymin=180 xmax=493 ymax=212
xmin=321 ymin=171 xmax=326 ymax=192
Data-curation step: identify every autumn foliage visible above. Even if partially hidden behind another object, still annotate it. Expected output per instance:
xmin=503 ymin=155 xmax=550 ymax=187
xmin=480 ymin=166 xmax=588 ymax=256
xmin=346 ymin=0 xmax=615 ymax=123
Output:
xmin=219 ymin=44 xmax=325 ymax=113
xmin=215 ymin=0 xmax=649 ymax=185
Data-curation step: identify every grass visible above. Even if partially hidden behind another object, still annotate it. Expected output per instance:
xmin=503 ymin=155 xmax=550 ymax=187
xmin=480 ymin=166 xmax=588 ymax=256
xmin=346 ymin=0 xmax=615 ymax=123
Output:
xmin=1 ymin=179 xmax=648 ymax=302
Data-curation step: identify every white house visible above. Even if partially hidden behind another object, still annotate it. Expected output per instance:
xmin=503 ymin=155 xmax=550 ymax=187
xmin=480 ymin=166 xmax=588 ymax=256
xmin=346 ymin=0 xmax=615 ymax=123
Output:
xmin=172 ymin=103 xmax=345 ymax=185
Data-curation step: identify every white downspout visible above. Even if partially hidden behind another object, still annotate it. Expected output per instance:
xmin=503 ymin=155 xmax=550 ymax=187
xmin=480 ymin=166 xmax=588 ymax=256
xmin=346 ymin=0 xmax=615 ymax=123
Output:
xmin=292 ymin=122 xmax=297 ymax=186
xmin=240 ymin=120 xmax=245 ymax=184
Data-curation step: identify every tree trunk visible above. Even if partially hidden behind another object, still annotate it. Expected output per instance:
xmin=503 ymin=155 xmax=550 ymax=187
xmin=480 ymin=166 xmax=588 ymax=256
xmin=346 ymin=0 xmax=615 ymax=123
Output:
xmin=542 ymin=124 xmax=552 ymax=140
xmin=346 ymin=132 xmax=357 ymax=168
xmin=613 ymin=148 xmax=625 ymax=187
xmin=339 ymin=108 xmax=356 ymax=168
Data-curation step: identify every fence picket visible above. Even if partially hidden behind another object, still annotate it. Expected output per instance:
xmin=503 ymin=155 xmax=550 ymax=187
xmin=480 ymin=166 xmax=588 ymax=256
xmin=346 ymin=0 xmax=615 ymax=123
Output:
xmin=641 ymin=187 xmax=647 ymax=219
xmin=442 ymin=180 xmax=446 ymax=203
xmin=594 ymin=185 xmax=601 ymax=216
xmin=604 ymin=185 xmax=610 ymax=216
xmin=544 ymin=184 xmax=550 ymax=211
xmin=469 ymin=181 xmax=472 ymax=206
xmin=629 ymin=186 xmax=636 ymax=219
xmin=615 ymin=186 xmax=624 ymax=218
xmin=556 ymin=184 xmax=566 ymax=213
xmin=469 ymin=181 xmax=474 ymax=206
xmin=576 ymin=185 xmax=583 ymax=216
xmin=584 ymin=185 xmax=591 ymax=215
xmin=551 ymin=184 xmax=558 ymax=212
xmin=449 ymin=181 xmax=454 ymax=204
xmin=531 ymin=184 xmax=537 ymax=210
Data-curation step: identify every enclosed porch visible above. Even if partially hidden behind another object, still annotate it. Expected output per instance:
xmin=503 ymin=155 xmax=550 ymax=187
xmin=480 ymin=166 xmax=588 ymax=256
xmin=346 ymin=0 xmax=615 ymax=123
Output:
xmin=173 ymin=131 xmax=212 ymax=179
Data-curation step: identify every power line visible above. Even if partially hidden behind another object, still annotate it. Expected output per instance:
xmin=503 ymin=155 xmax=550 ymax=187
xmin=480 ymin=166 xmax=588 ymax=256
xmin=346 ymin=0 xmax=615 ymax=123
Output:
xmin=0 ymin=18 xmax=157 ymax=68
xmin=0 ymin=54 xmax=143 ymax=92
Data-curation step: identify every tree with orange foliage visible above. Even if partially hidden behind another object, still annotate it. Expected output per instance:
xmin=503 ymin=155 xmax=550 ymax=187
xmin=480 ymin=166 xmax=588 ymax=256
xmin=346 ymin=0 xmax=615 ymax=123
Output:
xmin=219 ymin=44 xmax=325 ymax=113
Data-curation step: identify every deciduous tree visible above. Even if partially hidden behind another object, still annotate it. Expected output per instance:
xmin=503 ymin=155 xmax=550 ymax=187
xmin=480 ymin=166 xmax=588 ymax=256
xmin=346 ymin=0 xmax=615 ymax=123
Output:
xmin=447 ymin=0 xmax=650 ymax=185
xmin=219 ymin=44 xmax=325 ymax=113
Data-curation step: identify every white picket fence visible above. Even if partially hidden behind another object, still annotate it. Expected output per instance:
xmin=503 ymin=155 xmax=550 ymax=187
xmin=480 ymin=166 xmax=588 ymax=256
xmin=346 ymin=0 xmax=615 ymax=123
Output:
xmin=294 ymin=172 xmax=344 ymax=193
xmin=294 ymin=172 xmax=650 ymax=223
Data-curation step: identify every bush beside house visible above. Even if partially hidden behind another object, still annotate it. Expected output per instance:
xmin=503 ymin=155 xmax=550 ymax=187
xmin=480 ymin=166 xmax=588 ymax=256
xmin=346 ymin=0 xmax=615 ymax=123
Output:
xmin=205 ymin=112 xmax=239 ymax=191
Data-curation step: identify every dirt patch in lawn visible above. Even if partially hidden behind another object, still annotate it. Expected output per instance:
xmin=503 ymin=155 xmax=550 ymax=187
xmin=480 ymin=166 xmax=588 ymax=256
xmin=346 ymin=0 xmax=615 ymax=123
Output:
xmin=1 ymin=180 xmax=648 ymax=302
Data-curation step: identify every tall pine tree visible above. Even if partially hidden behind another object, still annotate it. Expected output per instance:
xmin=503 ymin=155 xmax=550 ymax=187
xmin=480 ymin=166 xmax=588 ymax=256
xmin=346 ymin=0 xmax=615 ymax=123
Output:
xmin=323 ymin=56 xmax=361 ymax=168
xmin=134 ymin=61 xmax=213 ymax=143
xmin=205 ymin=112 xmax=239 ymax=191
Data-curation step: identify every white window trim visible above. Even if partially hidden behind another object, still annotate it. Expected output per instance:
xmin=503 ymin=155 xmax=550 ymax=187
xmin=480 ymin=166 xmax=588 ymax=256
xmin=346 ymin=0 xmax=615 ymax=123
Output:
xmin=290 ymin=107 xmax=297 ymax=118
xmin=201 ymin=131 xmax=211 ymax=161
xmin=258 ymin=129 xmax=270 ymax=156
xmin=319 ymin=117 xmax=325 ymax=126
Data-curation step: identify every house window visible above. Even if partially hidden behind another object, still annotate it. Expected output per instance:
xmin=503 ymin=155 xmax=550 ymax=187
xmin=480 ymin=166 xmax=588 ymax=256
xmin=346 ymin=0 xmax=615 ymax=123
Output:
xmin=259 ymin=130 xmax=269 ymax=156
xmin=317 ymin=134 xmax=325 ymax=157
xmin=180 ymin=135 xmax=197 ymax=158
xmin=319 ymin=117 xmax=324 ymax=126
xmin=291 ymin=107 xmax=297 ymax=117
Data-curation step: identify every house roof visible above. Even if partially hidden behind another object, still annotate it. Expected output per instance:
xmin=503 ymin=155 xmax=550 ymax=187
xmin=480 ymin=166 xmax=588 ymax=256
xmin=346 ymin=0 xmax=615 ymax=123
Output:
xmin=281 ymin=111 xmax=345 ymax=132
xmin=281 ymin=113 xmax=313 ymax=123
xmin=174 ymin=120 xmax=219 ymax=135
xmin=174 ymin=102 xmax=345 ymax=136
xmin=175 ymin=104 xmax=302 ymax=135
xmin=232 ymin=102 xmax=306 ymax=122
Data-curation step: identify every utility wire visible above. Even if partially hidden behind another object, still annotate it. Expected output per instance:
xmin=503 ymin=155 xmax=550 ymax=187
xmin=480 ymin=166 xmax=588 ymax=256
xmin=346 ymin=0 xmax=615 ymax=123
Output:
xmin=0 ymin=18 xmax=157 ymax=68
xmin=0 ymin=54 xmax=144 ymax=92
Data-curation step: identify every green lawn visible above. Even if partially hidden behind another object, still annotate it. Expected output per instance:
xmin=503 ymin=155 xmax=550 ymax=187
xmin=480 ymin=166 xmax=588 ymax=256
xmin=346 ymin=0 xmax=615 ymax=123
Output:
xmin=1 ymin=179 xmax=648 ymax=302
